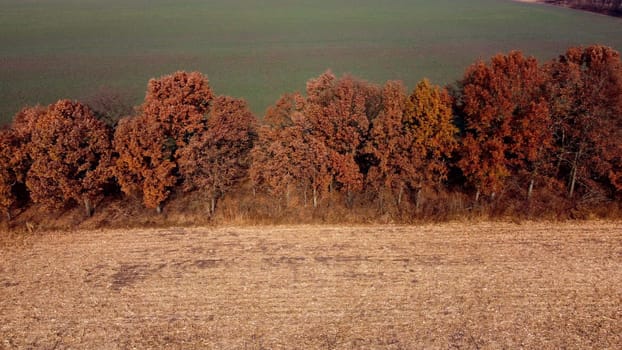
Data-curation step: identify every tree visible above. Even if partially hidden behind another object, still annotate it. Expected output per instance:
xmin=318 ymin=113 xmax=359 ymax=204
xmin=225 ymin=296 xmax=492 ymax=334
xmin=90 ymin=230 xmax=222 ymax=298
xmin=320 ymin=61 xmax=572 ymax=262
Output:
xmin=367 ymin=79 xmax=457 ymax=210
xmin=305 ymin=71 xmax=382 ymax=206
xmin=26 ymin=100 xmax=113 ymax=216
xmin=406 ymin=79 xmax=458 ymax=205
xmin=177 ymin=95 xmax=257 ymax=215
xmin=366 ymin=81 xmax=412 ymax=209
xmin=113 ymin=71 xmax=214 ymax=212
xmin=113 ymin=115 xmax=176 ymax=212
xmin=0 ymin=106 xmax=45 ymax=220
xmin=251 ymin=93 xmax=331 ymax=208
xmin=0 ymin=129 xmax=19 ymax=220
xmin=457 ymin=51 xmax=552 ymax=201
xmin=544 ymin=45 xmax=622 ymax=198
xmin=84 ymin=85 xmax=135 ymax=127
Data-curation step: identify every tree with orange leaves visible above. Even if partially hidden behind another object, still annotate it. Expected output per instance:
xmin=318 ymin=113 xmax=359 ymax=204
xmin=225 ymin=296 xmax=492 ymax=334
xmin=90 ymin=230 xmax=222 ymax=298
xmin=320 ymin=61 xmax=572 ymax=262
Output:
xmin=0 ymin=129 xmax=19 ymax=220
xmin=406 ymin=79 xmax=458 ymax=205
xmin=545 ymin=45 xmax=622 ymax=199
xmin=0 ymin=106 xmax=44 ymax=220
xmin=367 ymin=79 xmax=457 ymax=210
xmin=113 ymin=115 xmax=177 ymax=212
xmin=114 ymin=71 xmax=214 ymax=212
xmin=366 ymin=81 xmax=412 ymax=209
xmin=177 ymin=96 xmax=257 ymax=215
xmin=26 ymin=100 xmax=113 ymax=216
xmin=305 ymin=71 xmax=382 ymax=206
xmin=457 ymin=51 xmax=552 ymax=201
xmin=251 ymin=93 xmax=331 ymax=208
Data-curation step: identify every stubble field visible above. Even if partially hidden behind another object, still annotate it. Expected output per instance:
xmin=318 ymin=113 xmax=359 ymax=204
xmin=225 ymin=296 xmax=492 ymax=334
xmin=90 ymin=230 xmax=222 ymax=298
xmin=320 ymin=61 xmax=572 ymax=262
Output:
xmin=1 ymin=222 xmax=621 ymax=349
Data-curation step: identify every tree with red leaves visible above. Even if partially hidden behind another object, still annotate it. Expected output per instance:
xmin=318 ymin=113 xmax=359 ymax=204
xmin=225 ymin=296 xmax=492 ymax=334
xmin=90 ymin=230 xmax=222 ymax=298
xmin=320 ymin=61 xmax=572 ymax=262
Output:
xmin=458 ymin=51 xmax=552 ymax=201
xmin=26 ymin=100 xmax=113 ymax=216
xmin=114 ymin=71 xmax=214 ymax=212
xmin=177 ymin=95 xmax=257 ymax=215
xmin=0 ymin=106 xmax=44 ymax=220
xmin=367 ymin=81 xmax=412 ymax=209
xmin=0 ymin=129 xmax=19 ymax=220
xmin=545 ymin=45 xmax=622 ymax=198
xmin=114 ymin=115 xmax=176 ymax=212
xmin=368 ymin=79 xmax=457 ymax=210
xmin=305 ymin=71 xmax=382 ymax=206
xmin=251 ymin=93 xmax=331 ymax=208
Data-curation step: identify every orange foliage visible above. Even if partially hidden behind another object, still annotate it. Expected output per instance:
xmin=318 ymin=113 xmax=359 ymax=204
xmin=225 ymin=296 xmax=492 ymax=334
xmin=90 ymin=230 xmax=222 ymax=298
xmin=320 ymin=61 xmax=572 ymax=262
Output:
xmin=407 ymin=79 xmax=458 ymax=191
xmin=367 ymin=79 xmax=457 ymax=207
xmin=3 ymin=48 xmax=622 ymax=225
xmin=305 ymin=71 xmax=382 ymax=201
xmin=545 ymin=45 xmax=622 ymax=198
xmin=0 ymin=106 xmax=44 ymax=218
xmin=251 ymin=93 xmax=331 ymax=208
xmin=0 ymin=129 xmax=18 ymax=217
xmin=26 ymin=100 xmax=113 ymax=215
xmin=177 ymin=96 xmax=257 ymax=214
xmin=114 ymin=71 xmax=214 ymax=211
xmin=458 ymin=51 xmax=552 ymax=199
xmin=366 ymin=81 xmax=412 ymax=205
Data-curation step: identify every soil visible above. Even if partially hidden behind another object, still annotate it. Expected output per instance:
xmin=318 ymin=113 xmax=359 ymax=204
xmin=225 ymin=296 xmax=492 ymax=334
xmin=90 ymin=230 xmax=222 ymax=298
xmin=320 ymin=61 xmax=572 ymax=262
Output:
xmin=1 ymin=222 xmax=621 ymax=349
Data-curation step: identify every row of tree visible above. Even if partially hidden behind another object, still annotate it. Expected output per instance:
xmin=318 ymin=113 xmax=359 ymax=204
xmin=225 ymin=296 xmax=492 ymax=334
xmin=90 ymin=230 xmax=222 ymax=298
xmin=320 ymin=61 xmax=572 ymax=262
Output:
xmin=1 ymin=45 xmax=620 ymax=220
xmin=545 ymin=0 xmax=622 ymax=15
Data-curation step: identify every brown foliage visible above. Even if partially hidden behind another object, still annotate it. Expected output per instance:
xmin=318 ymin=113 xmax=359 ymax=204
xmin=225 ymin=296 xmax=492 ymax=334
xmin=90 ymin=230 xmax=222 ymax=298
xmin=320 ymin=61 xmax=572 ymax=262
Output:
xmin=114 ymin=71 xmax=214 ymax=211
xmin=367 ymin=79 xmax=457 ymax=209
xmin=458 ymin=51 xmax=553 ymax=200
xmin=26 ymin=100 xmax=113 ymax=215
xmin=251 ymin=93 xmax=331 ymax=208
xmin=84 ymin=86 xmax=135 ymax=127
xmin=407 ymin=79 xmax=458 ymax=192
xmin=0 ymin=129 xmax=18 ymax=218
xmin=0 ymin=106 xmax=44 ymax=218
xmin=177 ymin=95 xmax=257 ymax=214
xmin=3 ymin=48 xmax=622 ymax=227
xmin=114 ymin=116 xmax=176 ymax=210
xmin=305 ymin=71 xmax=382 ymax=200
xmin=544 ymin=0 xmax=622 ymax=16
xmin=545 ymin=45 xmax=622 ymax=199
xmin=366 ymin=81 xmax=412 ymax=206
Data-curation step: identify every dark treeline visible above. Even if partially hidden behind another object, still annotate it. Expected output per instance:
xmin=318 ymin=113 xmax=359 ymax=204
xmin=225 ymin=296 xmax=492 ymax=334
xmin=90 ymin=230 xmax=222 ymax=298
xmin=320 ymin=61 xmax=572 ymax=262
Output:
xmin=545 ymin=0 xmax=622 ymax=16
xmin=1 ymin=45 xmax=621 ymax=226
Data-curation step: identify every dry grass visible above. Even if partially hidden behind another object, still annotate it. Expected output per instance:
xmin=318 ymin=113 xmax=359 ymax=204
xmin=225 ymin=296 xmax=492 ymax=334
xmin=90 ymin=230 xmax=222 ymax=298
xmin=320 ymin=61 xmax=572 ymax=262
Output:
xmin=1 ymin=222 xmax=621 ymax=349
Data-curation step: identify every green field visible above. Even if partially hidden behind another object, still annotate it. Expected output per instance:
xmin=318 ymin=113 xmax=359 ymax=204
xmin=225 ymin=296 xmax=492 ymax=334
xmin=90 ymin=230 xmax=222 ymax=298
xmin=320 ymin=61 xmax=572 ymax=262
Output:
xmin=1 ymin=0 xmax=621 ymax=122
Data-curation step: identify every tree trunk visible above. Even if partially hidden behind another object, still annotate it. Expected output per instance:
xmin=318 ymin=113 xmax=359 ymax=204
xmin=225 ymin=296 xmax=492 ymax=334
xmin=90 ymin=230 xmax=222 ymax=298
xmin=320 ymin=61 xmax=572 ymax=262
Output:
xmin=5 ymin=209 xmax=11 ymax=221
xmin=303 ymin=188 xmax=308 ymax=207
xmin=84 ymin=198 xmax=93 ymax=217
xmin=475 ymin=190 xmax=480 ymax=203
xmin=285 ymin=186 xmax=290 ymax=207
xmin=415 ymin=188 xmax=422 ymax=211
xmin=346 ymin=190 xmax=354 ymax=209
xmin=210 ymin=196 xmax=216 ymax=216
xmin=490 ymin=192 xmax=496 ymax=201
xmin=313 ymin=187 xmax=318 ymax=208
xmin=569 ymin=166 xmax=577 ymax=198
xmin=569 ymin=149 xmax=580 ymax=198
xmin=397 ymin=186 xmax=404 ymax=207
xmin=156 ymin=204 xmax=162 ymax=214
xmin=527 ymin=178 xmax=535 ymax=200
xmin=378 ymin=189 xmax=384 ymax=213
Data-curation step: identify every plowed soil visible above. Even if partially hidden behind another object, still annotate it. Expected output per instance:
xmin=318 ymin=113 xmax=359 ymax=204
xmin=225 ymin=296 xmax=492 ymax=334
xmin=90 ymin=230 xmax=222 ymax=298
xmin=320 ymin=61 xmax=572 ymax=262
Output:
xmin=1 ymin=222 xmax=621 ymax=349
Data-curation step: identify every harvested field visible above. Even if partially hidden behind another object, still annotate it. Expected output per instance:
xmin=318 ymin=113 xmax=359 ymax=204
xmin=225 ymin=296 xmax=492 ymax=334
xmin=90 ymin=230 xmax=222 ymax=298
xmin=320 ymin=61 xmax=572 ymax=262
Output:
xmin=1 ymin=222 xmax=621 ymax=349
